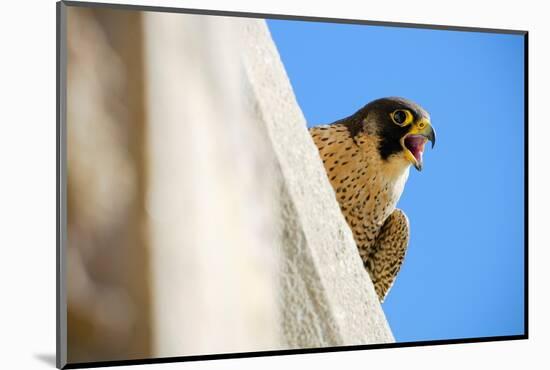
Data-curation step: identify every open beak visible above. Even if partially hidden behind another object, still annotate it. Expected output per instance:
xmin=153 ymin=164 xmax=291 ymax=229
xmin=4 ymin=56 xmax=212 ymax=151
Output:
xmin=401 ymin=123 xmax=436 ymax=171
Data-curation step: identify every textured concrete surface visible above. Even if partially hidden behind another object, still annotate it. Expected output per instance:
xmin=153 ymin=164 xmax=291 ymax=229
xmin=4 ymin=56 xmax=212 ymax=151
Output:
xmin=64 ymin=5 xmax=393 ymax=364
xmin=144 ymin=13 xmax=394 ymax=356
xmin=68 ymin=10 xmax=394 ymax=361
xmin=239 ymin=20 xmax=395 ymax=347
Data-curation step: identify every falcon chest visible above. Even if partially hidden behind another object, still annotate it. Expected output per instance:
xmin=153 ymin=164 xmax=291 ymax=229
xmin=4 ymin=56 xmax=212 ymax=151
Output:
xmin=312 ymin=124 xmax=410 ymax=256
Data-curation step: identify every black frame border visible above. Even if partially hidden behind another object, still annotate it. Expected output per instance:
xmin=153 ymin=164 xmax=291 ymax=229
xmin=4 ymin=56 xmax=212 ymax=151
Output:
xmin=57 ymin=1 xmax=529 ymax=369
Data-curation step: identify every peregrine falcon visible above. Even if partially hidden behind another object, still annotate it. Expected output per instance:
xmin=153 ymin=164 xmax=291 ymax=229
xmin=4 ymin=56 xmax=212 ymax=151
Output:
xmin=309 ymin=97 xmax=436 ymax=302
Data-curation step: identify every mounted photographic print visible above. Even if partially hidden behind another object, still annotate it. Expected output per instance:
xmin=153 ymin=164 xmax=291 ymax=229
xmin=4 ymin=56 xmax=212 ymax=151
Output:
xmin=57 ymin=1 xmax=527 ymax=368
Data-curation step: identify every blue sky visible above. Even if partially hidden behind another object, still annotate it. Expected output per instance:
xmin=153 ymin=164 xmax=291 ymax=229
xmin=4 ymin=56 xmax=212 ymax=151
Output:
xmin=268 ymin=20 xmax=525 ymax=343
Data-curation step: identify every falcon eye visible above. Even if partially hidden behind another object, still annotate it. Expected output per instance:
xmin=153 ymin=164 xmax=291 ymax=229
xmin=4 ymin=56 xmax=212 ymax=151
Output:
xmin=391 ymin=109 xmax=412 ymax=126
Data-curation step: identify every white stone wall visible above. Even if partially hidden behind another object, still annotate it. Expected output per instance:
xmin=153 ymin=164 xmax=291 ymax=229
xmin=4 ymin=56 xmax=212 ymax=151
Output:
xmin=143 ymin=13 xmax=281 ymax=356
xmin=143 ymin=13 xmax=394 ymax=357
xmin=65 ymin=6 xmax=393 ymax=364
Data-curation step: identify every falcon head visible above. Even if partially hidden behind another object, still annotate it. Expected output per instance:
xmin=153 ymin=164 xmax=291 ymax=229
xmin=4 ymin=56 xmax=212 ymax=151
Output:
xmin=356 ymin=97 xmax=436 ymax=171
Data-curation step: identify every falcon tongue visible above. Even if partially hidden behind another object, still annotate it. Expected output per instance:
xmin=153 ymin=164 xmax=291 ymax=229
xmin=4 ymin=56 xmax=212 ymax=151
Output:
xmin=404 ymin=135 xmax=427 ymax=164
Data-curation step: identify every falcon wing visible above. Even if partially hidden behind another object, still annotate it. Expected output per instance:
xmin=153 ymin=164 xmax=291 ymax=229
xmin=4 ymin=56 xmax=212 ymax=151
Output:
xmin=364 ymin=209 xmax=410 ymax=302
